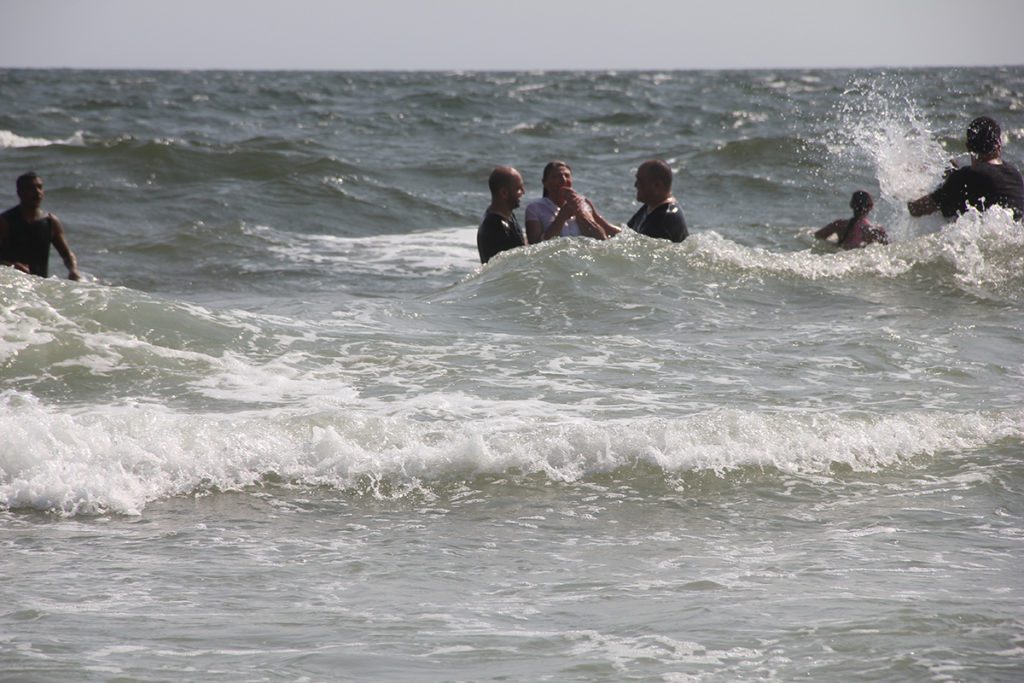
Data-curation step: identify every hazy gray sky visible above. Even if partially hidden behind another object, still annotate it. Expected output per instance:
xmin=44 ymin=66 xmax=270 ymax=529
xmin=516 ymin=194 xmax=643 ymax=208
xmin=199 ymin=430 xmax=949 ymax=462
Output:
xmin=2 ymin=0 xmax=1023 ymax=70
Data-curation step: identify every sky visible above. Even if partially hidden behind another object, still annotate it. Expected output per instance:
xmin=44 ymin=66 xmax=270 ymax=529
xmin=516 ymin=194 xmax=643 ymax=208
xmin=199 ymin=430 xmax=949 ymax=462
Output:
xmin=1 ymin=0 xmax=1023 ymax=71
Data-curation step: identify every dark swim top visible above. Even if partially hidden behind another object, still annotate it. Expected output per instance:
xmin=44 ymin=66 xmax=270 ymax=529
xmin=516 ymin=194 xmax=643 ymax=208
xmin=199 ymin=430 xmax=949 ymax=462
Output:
xmin=477 ymin=211 xmax=526 ymax=264
xmin=1 ymin=206 xmax=53 ymax=276
xmin=627 ymin=201 xmax=688 ymax=243
xmin=931 ymin=162 xmax=1024 ymax=221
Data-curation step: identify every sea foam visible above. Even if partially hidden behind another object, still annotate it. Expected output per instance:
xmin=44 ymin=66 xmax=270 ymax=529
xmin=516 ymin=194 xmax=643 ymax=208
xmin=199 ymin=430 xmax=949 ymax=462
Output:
xmin=1 ymin=390 xmax=1019 ymax=516
xmin=0 ymin=129 xmax=84 ymax=148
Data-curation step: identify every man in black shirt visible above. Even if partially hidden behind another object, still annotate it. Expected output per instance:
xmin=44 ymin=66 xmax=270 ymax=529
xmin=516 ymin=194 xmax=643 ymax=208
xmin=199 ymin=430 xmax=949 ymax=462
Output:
xmin=0 ymin=172 xmax=80 ymax=279
xmin=477 ymin=166 xmax=527 ymax=264
xmin=627 ymin=159 xmax=688 ymax=242
xmin=908 ymin=116 xmax=1024 ymax=222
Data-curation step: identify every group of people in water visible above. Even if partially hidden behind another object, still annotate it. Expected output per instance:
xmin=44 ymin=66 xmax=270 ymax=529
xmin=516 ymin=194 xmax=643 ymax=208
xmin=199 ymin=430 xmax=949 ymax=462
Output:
xmin=477 ymin=116 xmax=1024 ymax=264
xmin=477 ymin=158 xmax=689 ymax=263
xmin=1 ymin=117 xmax=1021 ymax=278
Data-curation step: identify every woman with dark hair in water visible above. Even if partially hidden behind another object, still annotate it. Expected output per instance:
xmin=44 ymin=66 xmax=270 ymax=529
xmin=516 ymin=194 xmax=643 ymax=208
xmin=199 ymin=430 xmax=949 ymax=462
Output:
xmin=815 ymin=190 xmax=888 ymax=249
xmin=523 ymin=160 xmax=620 ymax=244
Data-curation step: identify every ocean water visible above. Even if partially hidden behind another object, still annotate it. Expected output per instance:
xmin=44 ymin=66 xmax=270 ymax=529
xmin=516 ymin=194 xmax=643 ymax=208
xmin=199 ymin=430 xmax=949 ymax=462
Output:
xmin=1 ymin=68 xmax=1022 ymax=682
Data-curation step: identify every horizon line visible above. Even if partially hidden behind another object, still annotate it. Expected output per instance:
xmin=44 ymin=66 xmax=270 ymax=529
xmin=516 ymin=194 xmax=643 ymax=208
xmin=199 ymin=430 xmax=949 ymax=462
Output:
xmin=2 ymin=62 xmax=1022 ymax=74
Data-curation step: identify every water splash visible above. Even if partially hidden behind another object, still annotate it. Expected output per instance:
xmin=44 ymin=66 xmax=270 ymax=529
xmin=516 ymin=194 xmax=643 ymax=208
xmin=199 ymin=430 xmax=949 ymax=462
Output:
xmin=934 ymin=207 xmax=1024 ymax=299
xmin=824 ymin=74 xmax=954 ymax=241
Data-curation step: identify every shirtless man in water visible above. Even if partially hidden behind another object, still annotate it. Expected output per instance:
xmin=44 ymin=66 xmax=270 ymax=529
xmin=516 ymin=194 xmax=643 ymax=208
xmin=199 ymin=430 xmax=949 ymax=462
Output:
xmin=0 ymin=172 xmax=80 ymax=279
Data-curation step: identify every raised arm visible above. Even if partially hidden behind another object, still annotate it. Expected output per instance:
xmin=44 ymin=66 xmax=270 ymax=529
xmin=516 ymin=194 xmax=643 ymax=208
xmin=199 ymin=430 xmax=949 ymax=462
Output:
xmin=907 ymin=194 xmax=939 ymax=217
xmin=583 ymin=198 xmax=621 ymax=238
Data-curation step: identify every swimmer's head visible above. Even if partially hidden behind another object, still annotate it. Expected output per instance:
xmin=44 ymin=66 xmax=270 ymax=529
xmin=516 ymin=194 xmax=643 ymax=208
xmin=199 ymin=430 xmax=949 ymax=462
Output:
xmin=634 ymin=159 xmax=673 ymax=205
xmin=488 ymin=166 xmax=524 ymax=208
xmin=16 ymin=171 xmax=44 ymax=206
xmin=966 ymin=116 xmax=1001 ymax=157
xmin=637 ymin=160 xmax=672 ymax=191
xmin=850 ymin=190 xmax=873 ymax=216
xmin=16 ymin=171 xmax=41 ymax=192
xmin=541 ymin=161 xmax=572 ymax=198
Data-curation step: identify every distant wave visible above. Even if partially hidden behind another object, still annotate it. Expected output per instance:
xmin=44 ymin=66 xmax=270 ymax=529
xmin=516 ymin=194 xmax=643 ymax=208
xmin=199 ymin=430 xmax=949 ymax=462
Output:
xmin=0 ymin=129 xmax=84 ymax=148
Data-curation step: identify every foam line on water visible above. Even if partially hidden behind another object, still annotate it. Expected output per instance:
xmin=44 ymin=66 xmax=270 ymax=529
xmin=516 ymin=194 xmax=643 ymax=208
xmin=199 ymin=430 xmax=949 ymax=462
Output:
xmin=1 ymin=391 xmax=1019 ymax=516
xmin=0 ymin=129 xmax=84 ymax=148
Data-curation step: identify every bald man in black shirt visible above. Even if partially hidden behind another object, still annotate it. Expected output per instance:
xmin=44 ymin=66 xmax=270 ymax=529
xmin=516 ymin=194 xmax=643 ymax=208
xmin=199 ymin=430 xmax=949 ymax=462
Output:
xmin=477 ymin=166 xmax=527 ymax=264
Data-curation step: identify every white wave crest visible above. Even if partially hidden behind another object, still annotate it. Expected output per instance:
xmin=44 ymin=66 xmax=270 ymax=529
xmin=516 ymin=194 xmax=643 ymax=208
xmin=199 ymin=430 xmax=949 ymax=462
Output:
xmin=932 ymin=207 xmax=1024 ymax=296
xmin=686 ymin=206 xmax=1022 ymax=297
xmin=1 ymin=391 xmax=1018 ymax=516
xmin=0 ymin=129 xmax=84 ymax=148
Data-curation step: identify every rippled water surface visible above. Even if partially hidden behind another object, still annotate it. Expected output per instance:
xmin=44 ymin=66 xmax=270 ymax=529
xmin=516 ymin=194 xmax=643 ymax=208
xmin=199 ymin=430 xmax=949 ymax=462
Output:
xmin=2 ymin=68 xmax=1023 ymax=681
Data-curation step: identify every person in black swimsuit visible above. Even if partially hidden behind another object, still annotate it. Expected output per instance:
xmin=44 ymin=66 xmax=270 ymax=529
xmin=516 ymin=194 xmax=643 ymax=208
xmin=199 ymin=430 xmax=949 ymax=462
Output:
xmin=908 ymin=116 xmax=1024 ymax=222
xmin=0 ymin=172 xmax=80 ymax=280
xmin=626 ymin=160 xmax=688 ymax=243
xmin=815 ymin=190 xmax=888 ymax=249
xmin=477 ymin=166 xmax=527 ymax=264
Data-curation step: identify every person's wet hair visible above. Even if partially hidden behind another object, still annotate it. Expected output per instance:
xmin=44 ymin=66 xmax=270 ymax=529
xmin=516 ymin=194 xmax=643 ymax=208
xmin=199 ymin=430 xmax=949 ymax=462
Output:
xmin=966 ymin=116 xmax=1001 ymax=156
xmin=850 ymin=190 xmax=874 ymax=216
xmin=16 ymin=171 xmax=40 ymax=191
xmin=541 ymin=161 xmax=570 ymax=198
